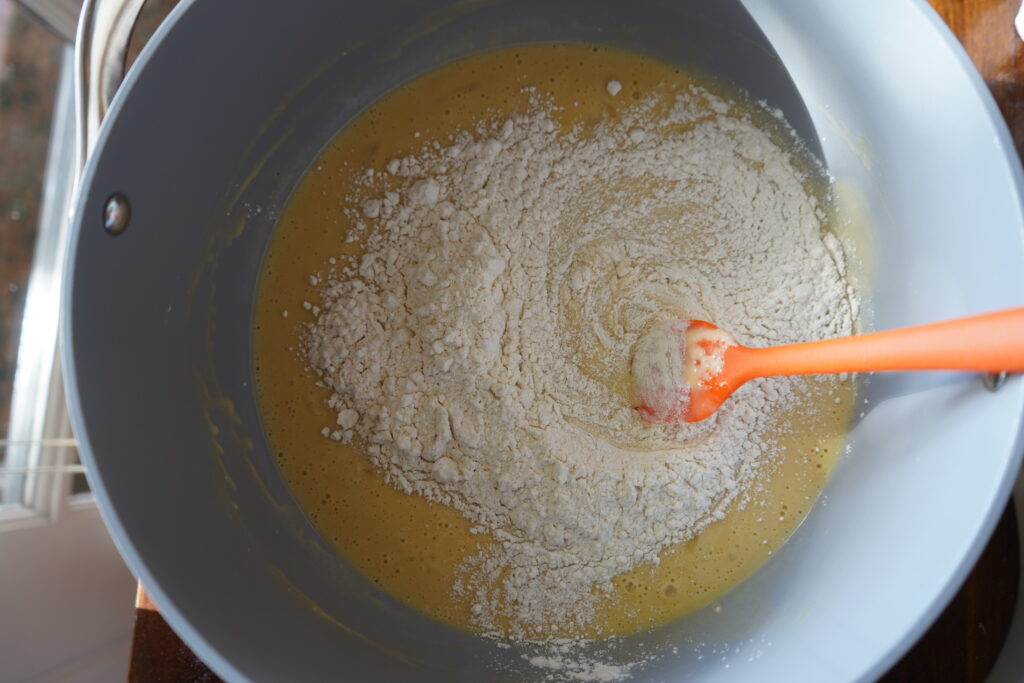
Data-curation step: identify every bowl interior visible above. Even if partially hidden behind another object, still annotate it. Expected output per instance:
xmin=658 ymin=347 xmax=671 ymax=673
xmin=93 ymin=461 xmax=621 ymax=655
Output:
xmin=65 ymin=0 xmax=1024 ymax=681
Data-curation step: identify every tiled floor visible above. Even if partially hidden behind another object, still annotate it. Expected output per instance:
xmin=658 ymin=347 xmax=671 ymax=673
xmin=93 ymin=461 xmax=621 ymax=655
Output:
xmin=0 ymin=0 xmax=62 ymax=442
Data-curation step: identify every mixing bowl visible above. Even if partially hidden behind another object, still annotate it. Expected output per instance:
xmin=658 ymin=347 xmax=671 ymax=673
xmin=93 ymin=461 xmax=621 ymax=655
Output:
xmin=63 ymin=0 xmax=1024 ymax=680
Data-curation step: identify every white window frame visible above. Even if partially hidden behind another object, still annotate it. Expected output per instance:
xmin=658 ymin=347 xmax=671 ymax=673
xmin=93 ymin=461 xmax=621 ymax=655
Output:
xmin=0 ymin=43 xmax=87 ymax=529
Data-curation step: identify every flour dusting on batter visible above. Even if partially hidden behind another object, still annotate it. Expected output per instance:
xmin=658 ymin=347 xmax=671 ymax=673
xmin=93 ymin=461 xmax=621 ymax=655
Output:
xmin=302 ymin=87 xmax=856 ymax=641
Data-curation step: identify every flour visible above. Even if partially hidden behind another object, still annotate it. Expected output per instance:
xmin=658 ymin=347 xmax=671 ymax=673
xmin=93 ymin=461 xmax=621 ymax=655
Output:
xmin=303 ymin=86 xmax=855 ymax=642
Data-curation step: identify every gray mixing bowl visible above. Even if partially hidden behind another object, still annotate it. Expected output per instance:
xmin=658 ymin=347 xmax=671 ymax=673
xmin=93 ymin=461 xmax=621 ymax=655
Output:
xmin=64 ymin=0 xmax=1024 ymax=680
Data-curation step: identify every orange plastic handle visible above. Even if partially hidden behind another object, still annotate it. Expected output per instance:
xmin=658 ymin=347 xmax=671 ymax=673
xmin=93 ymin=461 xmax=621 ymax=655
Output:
xmin=728 ymin=306 xmax=1024 ymax=383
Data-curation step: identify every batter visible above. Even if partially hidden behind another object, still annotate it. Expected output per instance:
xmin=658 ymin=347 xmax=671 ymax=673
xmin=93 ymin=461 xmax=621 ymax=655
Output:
xmin=254 ymin=45 xmax=857 ymax=639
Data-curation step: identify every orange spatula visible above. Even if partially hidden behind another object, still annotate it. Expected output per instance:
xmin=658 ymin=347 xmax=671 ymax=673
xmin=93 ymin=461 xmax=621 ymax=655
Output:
xmin=632 ymin=307 xmax=1024 ymax=424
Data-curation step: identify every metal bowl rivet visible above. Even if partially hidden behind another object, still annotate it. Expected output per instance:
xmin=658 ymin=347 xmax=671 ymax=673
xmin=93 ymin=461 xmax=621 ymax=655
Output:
xmin=103 ymin=193 xmax=130 ymax=235
xmin=983 ymin=371 xmax=1008 ymax=392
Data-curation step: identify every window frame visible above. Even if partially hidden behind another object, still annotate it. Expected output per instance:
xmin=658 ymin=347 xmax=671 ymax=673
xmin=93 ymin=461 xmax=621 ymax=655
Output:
xmin=0 ymin=43 xmax=92 ymax=529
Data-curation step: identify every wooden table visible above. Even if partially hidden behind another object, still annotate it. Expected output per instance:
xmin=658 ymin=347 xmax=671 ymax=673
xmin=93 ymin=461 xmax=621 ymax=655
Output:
xmin=128 ymin=1 xmax=1023 ymax=680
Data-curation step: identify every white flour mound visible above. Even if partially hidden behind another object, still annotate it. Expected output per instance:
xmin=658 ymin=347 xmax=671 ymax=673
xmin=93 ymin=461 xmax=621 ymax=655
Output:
xmin=304 ymin=87 xmax=855 ymax=639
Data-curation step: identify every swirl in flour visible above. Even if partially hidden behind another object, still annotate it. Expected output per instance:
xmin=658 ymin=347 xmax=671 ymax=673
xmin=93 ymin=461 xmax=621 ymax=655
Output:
xmin=304 ymin=87 xmax=856 ymax=637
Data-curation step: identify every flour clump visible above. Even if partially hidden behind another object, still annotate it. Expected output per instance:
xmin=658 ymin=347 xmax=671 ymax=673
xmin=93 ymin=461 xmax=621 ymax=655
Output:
xmin=304 ymin=87 xmax=855 ymax=638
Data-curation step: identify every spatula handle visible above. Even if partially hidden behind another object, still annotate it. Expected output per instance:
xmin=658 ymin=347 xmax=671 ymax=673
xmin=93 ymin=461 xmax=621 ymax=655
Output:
xmin=736 ymin=307 xmax=1024 ymax=379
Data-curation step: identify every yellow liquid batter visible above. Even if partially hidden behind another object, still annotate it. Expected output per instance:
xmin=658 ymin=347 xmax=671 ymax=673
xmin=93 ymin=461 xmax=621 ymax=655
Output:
xmin=254 ymin=45 xmax=855 ymax=639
